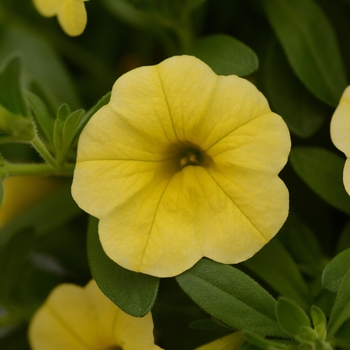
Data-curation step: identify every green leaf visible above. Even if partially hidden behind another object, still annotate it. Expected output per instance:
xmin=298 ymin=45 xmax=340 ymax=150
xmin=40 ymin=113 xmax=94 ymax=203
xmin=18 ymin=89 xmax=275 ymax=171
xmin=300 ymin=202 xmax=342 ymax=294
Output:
xmin=327 ymin=267 xmax=350 ymax=339
xmin=290 ymin=147 xmax=350 ymax=215
xmin=0 ymin=184 xmax=81 ymax=247
xmin=25 ymin=91 xmax=54 ymax=143
xmin=87 ymin=216 xmax=159 ymax=317
xmin=52 ymin=119 xmax=64 ymax=157
xmin=56 ymin=104 xmax=71 ymax=122
xmin=322 ymin=248 xmax=350 ymax=293
xmin=0 ymin=228 xmax=35 ymax=302
xmin=276 ymin=297 xmax=311 ymax=337
xmin=311 ymin=305 xmax=327 ymax=340
xmin=62 ymin=109 xmax=85 ymax=148
xmin=0 ymin=54 xmax=29 ymax=117
xmin=260 ymin=39 xmax=327 ymax=138
xmin=242 ymin=238 xmax=312 ymax=311
xmin=102 ymin=0 xmax=163 ymax=31
xmin=176 ymin=258 xmax=285 ymax=337
xmin=278 ymin=211 xmax=324 ymax=276
xmin=263 ymin=0 xmax=348 ymax=106
xmin=0 ymin=26 xmax=80 ymax=109
xmin=190 ymin=319 xmax=231 ymax=332
xmin=53 ymin=108 xmax=85 ymax=163
xmin=243 ymin=331 xmax=293 ymax=350
xmin=191 ymin=34 xmax=259 ymax=76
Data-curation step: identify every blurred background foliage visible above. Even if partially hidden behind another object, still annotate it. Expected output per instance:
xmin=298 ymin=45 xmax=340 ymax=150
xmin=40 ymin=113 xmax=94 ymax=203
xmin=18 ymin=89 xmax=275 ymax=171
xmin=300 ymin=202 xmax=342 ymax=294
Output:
xmin=1 ymin=0 xmax=350 ymax=349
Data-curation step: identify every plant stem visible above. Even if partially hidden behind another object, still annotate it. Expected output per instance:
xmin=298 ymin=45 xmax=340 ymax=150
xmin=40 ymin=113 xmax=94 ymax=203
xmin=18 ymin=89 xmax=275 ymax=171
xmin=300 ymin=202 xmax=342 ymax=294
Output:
xmin=31 ymin=136 xmax=58 ymax=170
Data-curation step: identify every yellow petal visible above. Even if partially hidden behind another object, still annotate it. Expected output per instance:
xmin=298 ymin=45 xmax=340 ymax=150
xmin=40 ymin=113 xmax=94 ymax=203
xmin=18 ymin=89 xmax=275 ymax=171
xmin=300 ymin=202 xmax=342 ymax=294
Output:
xmin=196 ymin=332 xmax=244 ymax=350
xmin=155 ymin=57 xmax=271 ymax=149
xmin=99 ymin=164 xmax=288 ymax=277
xmin=331 ymin=85 xmax=350 ymax=195
xmin=58 ymin=0 xmax=88 ymax=36
xmin=331 ymin=86 xmax=350 ymax=156
xmin=32 ymin=0 xmax=62 ymax=17
xmin=29 ymin=280 xmax=162 ymax=350
xmin=72 ymin=159 xmax=173 ymax=218
xmin=344 ymin=160 xmax=350 ymax=195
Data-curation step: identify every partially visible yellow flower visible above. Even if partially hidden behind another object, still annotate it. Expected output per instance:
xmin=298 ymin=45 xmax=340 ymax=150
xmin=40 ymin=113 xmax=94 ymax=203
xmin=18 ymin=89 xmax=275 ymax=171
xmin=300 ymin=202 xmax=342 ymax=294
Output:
xmin=331 ymin=86 xmax=350 ymax=195
xmin=0 ymin=176 xmax=61 ymax=228
xmin=72 ymin=55 xmax=291 ymax=277
xmin=196 ymin=332 xmax=244 ymax=350
xmin=32 ymin=0 xmax=88 ymax=36
xmin=28 ymin=280 xmax=163 ymax=350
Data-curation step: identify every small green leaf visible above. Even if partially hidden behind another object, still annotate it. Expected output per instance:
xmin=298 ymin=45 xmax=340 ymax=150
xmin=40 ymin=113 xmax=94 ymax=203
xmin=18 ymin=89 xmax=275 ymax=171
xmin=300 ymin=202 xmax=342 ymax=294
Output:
xmin=25 ymin=91 xmax=54 ymax=143
xmin=56 ymin=104 xmax=71 ymax=122
xmin=311 ymin=305 xmax=327 ymax=340
xmin=62 ymin=109 xmax=85 ymax=148
xmin=322 ymin=248 xmax=350 ymax=293
xmin=242 ymin=238 xmax=312 ymax=311
xmin=52 ymin=119 xmax=64 ymax=157
xmin=290 ymin=147 xmax=350 ymax=215
xmin=263 ymin=0 xmax=347 ymax=106
xmin=327 ymin=267 xmax=350 ymax=339
xmin=276 ymin=297 xmax=311 ymax=337
xmin=260 ymin=39 xmax=327 ymax=138
xmin=0 ymin=54 xmax=29 ymax=117
xmin=176 ymin=258 xmax=285 ymax=337
xmin=87 ymin=216 xmax=159 ymax=317
xmin=192 ymin=34 xmax=259 ymax=76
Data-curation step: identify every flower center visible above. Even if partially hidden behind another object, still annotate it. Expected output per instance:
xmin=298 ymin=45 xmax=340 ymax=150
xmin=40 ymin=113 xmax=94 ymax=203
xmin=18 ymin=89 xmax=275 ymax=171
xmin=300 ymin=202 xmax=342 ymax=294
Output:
xmin=180 ymin=149 xmax=202 ymax=167
xmin=176 ymin=143 xmax=213 ymax=170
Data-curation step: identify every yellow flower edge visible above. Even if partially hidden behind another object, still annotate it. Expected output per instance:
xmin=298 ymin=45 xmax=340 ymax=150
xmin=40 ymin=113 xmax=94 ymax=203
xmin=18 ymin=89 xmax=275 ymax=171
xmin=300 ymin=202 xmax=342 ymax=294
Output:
xmin=195 ymin=332 xmax=244 ymax=350
xmin=331 ymin=85 xmax=350 ymax=195
xmin=0 ymin=176 xmax=62 ymax=228
xmin=32 ymin=0 xmax=88 ymax=36
xmin=72 ymin=55 xmax=291 ymax=277
xmin=28 ymin=280 xmax=163 ymax=350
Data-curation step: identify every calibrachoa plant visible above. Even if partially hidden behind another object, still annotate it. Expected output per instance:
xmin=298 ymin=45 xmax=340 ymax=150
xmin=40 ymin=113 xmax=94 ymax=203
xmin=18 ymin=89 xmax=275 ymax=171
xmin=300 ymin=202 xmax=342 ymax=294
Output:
xmin=1 ymin=1 xmax=350 ymax=350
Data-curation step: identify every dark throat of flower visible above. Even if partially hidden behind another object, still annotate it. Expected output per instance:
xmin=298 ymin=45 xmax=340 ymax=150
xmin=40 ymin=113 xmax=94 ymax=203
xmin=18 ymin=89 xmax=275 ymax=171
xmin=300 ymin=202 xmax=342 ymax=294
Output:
xmin=176 ymin=143 xmax=213 ymax=170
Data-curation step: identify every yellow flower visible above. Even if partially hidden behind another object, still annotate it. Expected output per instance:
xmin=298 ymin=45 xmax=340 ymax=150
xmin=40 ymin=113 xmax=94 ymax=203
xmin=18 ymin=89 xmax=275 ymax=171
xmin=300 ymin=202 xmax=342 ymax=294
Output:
xmin=32 ymin=0 xmax=88 ymax=36
xmin=0 ymin=176 xmax=62 ymax=228
xmin=196 ymin=332 xmax=244 ymax=350
xmin=331 ymin=86 xmax=350 ymax=195
xmin=72 ymin=55 xmax=291 ymax=277
xmin=28 ymin=280 xmax=162 ymax=350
